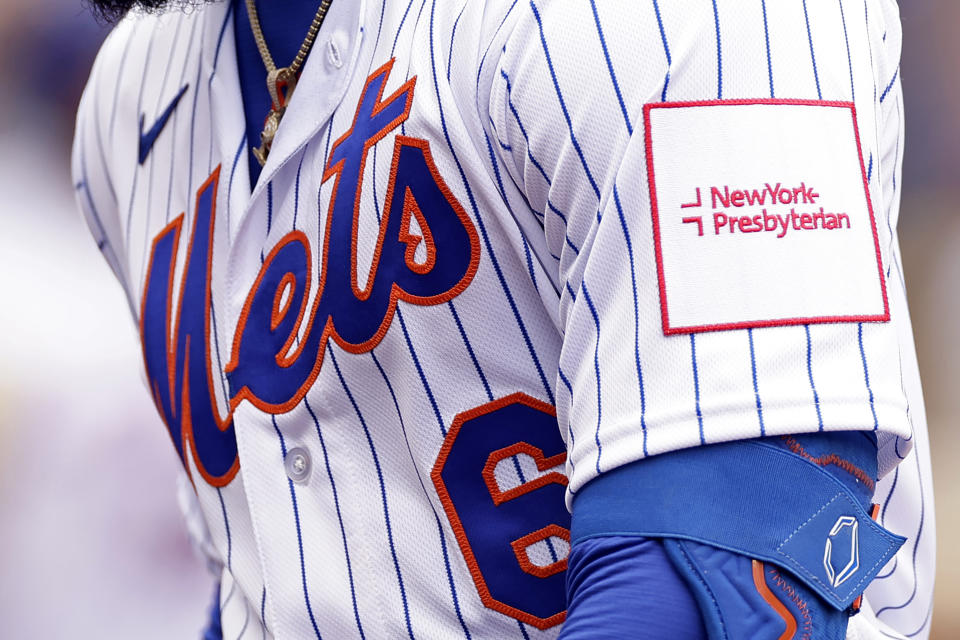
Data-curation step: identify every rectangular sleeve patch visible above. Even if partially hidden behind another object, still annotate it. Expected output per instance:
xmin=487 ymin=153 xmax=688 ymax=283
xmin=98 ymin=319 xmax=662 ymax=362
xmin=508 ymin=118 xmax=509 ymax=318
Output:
xmin=644 ymin=99 xmax=888 ymax=335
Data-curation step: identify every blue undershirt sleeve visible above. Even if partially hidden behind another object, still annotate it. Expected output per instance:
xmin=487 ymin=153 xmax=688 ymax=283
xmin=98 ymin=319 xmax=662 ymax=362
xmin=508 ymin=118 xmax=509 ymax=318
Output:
xmin=560 ymin=536 xmax=707 ymax=639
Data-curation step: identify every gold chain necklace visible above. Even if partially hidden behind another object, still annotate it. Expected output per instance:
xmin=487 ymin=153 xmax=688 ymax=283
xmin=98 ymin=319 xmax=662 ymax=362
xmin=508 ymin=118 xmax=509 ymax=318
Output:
xmin=246 ymin=0 xmax=334 ymax=166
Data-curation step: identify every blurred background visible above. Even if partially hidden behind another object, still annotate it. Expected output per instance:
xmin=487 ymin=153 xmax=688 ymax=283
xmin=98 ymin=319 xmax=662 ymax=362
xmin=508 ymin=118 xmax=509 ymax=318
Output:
xmin=0 ymin=1 xmax=956 ymax=638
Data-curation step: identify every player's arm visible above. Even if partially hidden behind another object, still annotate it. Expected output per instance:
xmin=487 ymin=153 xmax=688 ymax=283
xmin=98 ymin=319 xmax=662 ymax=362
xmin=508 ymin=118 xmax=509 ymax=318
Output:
xmin=489 ymin=2 xmax=917 ymax=638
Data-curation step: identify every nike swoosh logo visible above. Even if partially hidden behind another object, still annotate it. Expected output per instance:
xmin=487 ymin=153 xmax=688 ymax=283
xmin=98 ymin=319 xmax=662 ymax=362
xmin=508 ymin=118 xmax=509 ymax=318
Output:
xmin=138 ymin=84 xmax=190 ymax=164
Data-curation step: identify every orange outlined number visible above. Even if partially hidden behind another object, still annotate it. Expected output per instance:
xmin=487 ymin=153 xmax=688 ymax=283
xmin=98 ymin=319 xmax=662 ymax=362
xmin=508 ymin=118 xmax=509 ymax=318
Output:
xmin=432 ymin=393 xmax=569 ymax=629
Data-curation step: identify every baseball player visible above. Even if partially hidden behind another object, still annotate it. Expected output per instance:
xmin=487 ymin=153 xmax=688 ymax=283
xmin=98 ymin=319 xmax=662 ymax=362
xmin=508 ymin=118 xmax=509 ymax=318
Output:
xmin=73 ymin=0 xmax=935 ymax=638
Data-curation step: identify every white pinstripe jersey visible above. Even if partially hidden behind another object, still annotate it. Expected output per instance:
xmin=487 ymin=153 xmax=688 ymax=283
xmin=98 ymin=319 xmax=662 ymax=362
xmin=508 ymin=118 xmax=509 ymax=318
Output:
xmin=73 ymin=0 xmax=934 ymax=638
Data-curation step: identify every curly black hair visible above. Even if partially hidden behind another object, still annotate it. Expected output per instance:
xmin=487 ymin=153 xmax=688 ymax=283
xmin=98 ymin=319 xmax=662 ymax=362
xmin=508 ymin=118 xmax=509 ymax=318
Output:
xmin=83 ymin=0 xmax=211 ymax=25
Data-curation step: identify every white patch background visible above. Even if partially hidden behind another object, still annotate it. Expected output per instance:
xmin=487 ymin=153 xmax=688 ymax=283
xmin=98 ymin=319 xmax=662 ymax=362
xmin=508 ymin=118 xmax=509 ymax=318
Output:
xmin=647 ymin=101 xmax=887 ymax=333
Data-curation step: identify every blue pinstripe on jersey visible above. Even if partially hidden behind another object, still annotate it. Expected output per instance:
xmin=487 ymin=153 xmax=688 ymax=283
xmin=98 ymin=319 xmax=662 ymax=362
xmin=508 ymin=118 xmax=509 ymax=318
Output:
xmin=435 ymin=511 xmax=473 ymax=640
xmin=140 ymin=16 xmax=186 ymax=286
xmin=261 ymin=181 xmax=273 ymax=263
xmin=689 ymin=334 xmax=706 ymax=445
xmin=864 ymin=0 xmax=877 ymax=103
xmin=405 ymin=0 xmax=430 ymax=84
xmin=125 ymin=24 xmax=158 ymax=251
xmin=369 ymin=351 xmax=473 ymax=640
xmin=207 ymin=2 xmax=235 ymax=173
xmin=556 ymin=367 xmax=578 ymax=499
xmin=476 ymin=0 xmax=519 ymax=102
xmin=76 ymin=182 xmax=106 ymax=250
xmin=875 ymin=555 xmax=898 ymax=580
xmin=883 ymin=98 xmax=901 ymax=279
xmin=77 ymin=159 xmax=108 ymax=252
xmin=373 ymin=0 xmax=387 ymax=50
xmin=396 ymin=307 xmax=447 ymax=432
xmin=804 ymin=325 xmax=825 ymax=430
xmin=237 ymin=597 xmax=250 ymax=639
xmin=712 ymin=0 xmax=723 ymax=99
xmin=895 ymin=428 xmax=912 ymax=461
xmin=747 ymin=329 xmax=766 ymax=436
xmin=430 ymin=0 xmax=555 ymax=406
xmin=839 ymin=0 xmax=855 ymax=101
xmin=94 ymin=58 xmax=122 ymax=211
xmin=761 ymin=0 xmax=774 ymax=98
xmin=494 ymin=92 xmax=575 ymax=251
xmin=447 ymin=1 xmax=467 ymax=82
xmin=211 ymin=296 xmax=232 ymax=410
xmin=858 ymin=324 xmax=880 ymax=431
xmin=448 ymin=301 xmax=494 ymax=399
xmin=875 ymin=449 xmax=927 ymax=624
xmin=833 ymin=4 xmax=885 ymax=441
xmin=612 ymin=186 xmax=648 ymax=457
xmin=226 ymin=134 xmax=246 ymax=235
xmin=187 ymin=6 xmax=211 ymax=202
xmin=880 ymin=67 xmax=899 ymax=103
xmin=580 ymin=282 xmax=604 ymax=474
xmin=491 ymin=123 xmax=512 ymax=153
xmin=530 ymin=1 xmax=600 ymax=202
xmin=329 ymin=348 xmax=416 ymax=640
xmin=260 ymin=588 xmax=267 ymax=639
xmin=109 ymin=24 xmax=137 ymax=138
xmin=167 ymin=18 xmax=200 ymax=223
xmin=391 ymin=0 xmax=416 ymax=59
xmin=223 ymin=577 xmax=237 ymax=610
xmin=217 ymin=487 xmax=233 ymax=569
xmin=803 ymin=0 xmax=823 ymax=99
xmin=900 ymin=611 xmax=933 ymax=639
xmin=589 ymin=1 xmax=632 ymax=135
xmin=291 ymin=146 xmax=307 ymax=229
xmin=270 ymin=415 xmax=323 ymax=640
xmin=500 ymin=70 xmax=567 ymax=230
xmin=519 ymin=235 xmax=540 ymax=294
xmin=476 ymin=84 xmax=563 ymax=314
xmin=302 ymin=397 xmax=366 ymax=639
xmin=498 ymin=69 xmax=582 ymax=265
xmin=478 ymin=106 xmax=537 ymax=260
xmin=651 ymin=0 xmax=671 ymax=101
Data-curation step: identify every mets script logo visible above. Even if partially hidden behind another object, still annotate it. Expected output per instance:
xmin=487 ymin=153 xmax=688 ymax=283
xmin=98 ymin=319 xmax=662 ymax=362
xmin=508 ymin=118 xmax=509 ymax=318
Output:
xmin=140 ymin=59 xmax=480 ymax=486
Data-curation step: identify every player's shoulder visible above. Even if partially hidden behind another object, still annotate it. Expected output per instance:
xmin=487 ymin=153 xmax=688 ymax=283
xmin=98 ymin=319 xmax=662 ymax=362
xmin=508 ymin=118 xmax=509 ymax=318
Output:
xmin=81 ymin=11 xmax=167 ymax=100
xmin=492 ymin=0 xmax=680 ymax=103
xmin=77 ymin=7 xmax=211 ymax=127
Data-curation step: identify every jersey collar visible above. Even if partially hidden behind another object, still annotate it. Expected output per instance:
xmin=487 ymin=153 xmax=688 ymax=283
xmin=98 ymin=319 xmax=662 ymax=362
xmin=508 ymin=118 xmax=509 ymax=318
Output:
xmin=249 ymin=0 xmax=365 ymax=204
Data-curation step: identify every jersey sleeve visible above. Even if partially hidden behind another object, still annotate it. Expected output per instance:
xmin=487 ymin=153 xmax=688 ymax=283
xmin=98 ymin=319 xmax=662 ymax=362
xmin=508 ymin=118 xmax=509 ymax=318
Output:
xmin=489 ymin=1 xmax=913 ymax=495
xmin=71 ymin=18 xmax=139 ymax=320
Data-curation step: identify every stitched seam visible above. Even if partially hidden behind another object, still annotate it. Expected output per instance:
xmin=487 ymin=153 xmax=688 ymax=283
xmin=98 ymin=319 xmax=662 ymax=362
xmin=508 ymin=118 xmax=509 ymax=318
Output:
xmin=768 ymin=567 xmax=814 ymax=640
xmin=676 ymin=542 xmax=727 ymax=640
xmin=780 ymin=435 xmax=875 ymax=491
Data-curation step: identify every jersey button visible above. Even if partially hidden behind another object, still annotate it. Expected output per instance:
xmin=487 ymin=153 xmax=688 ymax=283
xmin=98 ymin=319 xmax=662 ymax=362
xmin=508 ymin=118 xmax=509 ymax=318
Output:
xmin=284 ymin=448 xmax=312 ymax=485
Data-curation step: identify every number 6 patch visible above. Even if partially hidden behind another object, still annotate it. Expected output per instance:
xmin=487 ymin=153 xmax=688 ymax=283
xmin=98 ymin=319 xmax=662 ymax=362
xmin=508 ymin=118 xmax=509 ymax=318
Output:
xmin=432 ymin=393 xmax=569 ymax=629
